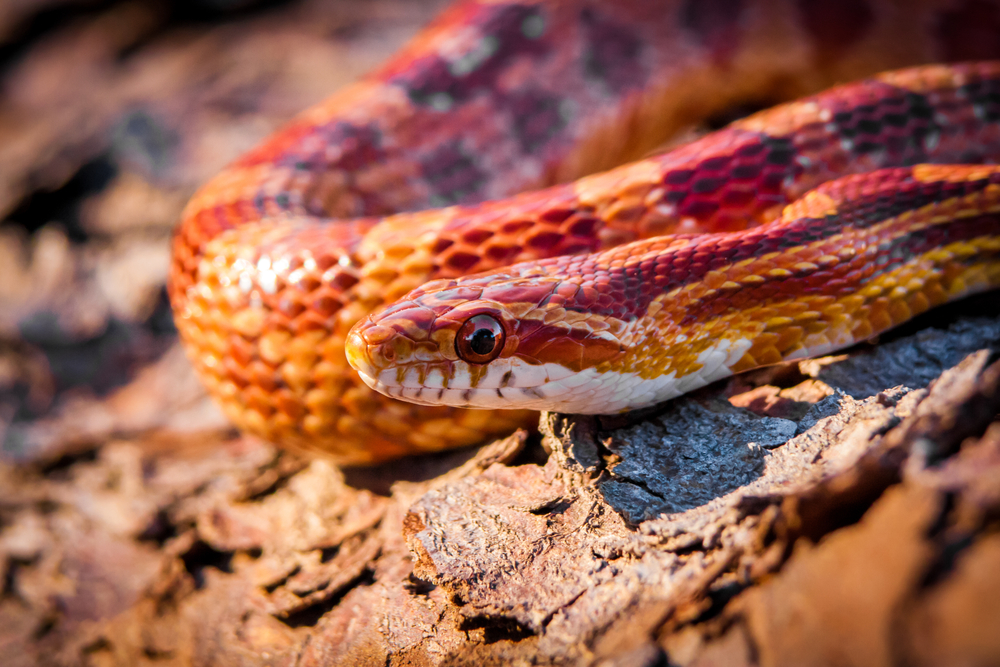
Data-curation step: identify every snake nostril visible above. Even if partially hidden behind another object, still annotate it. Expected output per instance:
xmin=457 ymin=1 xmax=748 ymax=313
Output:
xmin=382 ymin=344 xmax=396 ymax=363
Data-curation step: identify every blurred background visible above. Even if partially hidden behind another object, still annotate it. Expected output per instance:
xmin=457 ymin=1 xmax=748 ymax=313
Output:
xmin=0 ymin=0 xmax=450 ymax=464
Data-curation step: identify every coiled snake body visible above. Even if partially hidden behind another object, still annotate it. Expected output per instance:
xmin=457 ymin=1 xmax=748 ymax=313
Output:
xmin=170 ymin=0 xmax=1000 ymax=463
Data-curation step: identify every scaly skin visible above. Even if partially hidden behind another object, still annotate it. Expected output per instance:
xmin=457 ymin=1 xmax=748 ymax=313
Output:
xmin=347 ymin=164 xmax=1000 ymax=412
xmin=170 ymin=0 xmax=1000 ymax=463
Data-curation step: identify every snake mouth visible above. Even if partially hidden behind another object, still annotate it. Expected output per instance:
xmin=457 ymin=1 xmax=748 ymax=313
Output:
xmin=354 ymin=368 xmax=476 ymax=407
xmin=348 ymin=337 xmax=459 ymax=407
xmin=352 ymin=361 xmax=531 ymax=409
xmin=352 ymin=361 xmax=614 ymax=413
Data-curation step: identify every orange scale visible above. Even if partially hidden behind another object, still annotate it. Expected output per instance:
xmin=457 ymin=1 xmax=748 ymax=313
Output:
xmin=327 ymin=268 xmax=361 ymax=292
xmin=727 ymin=290 xmax=760 ymax=310
xmin=261 ymin=304 xmax=292 ymax=332
xmin=311 ymin=293 xmax=344 ymax=318
xmin=887 ymin=299 xmax=912 ymax=324
xmin=293 ymin=311 xmax=333 ymax=335
xmin=313 ymin=251 xmax=342 ymax=272
xmin=482 ymin=243 xmax=521 ymax=264
xmin=774 ymin=326 xmax=805 ymax=352
xmin=804 ymin=319 xmax=833 ymax=335
xmin=268 ymin=412 xmax=299 ymax=437
xmin=442 ymin=248 xmax=482 ymax=273
xmin=852 ymin=318 xmax=875 ymax=340
xmin=277 ymin=296 xmax=307 ymax=320
xmin=706 ymin=299 xmax=732 ymax=316
xmin=295 ymin=273 xmax=323 ymax=292
xmin=314 ymin=352 xmax=349 ymax=383
xmin=606 ymin=202 xmax=646 ymax=225
xmin=241 ymin=410 xmax=271 ymax=441
xmin=243 ymin=385 xmax=275 ymax=417
xmin=274 ymin=388 xmax=306 ymax=421
xmin=222 ymin=357 xmax=252 ymax=389
xmin=429 ymin=236 xmax=456 ymax=255
xmin=730 ymin=352 xmax=760 ymax=373
xmin=277 ymin=363 xmax=313 ymax=399
xmin=303 ymin=388 xmax=340 ymax=416
xmin=907 ymin=291 xmax=932 ymax=315
xmin=247 ymin=361 xmax=279 ymax=393
xmin=526 ymin=230 xmax=565 ymax=251
xmin=339 ymin=385 xmax=382 ymax=415
xmin=747 ymin=331 xmax=780 ymax=350
xmin=869 ymin=297 xmax=894 ymax=327
xmin=777 ymin=300 xmax=811 ymax=315
xmin=214 ymin=378 xmax=240 ymax=404
xmin=227 ymin=334 xmax=255 ymax=367
xmin=719 ymin=186 xmax=756 ymax=210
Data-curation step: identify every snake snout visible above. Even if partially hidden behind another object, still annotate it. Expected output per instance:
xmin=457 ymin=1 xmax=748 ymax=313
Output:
xmin=344 ymin=329 xmax=376 ymax=379
xmin=347 ymin=316 xmax=439 ymax=384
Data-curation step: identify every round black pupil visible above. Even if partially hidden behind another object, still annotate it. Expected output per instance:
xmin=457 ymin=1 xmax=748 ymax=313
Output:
xmin=469 ymin=328 xmax=496 ymax=356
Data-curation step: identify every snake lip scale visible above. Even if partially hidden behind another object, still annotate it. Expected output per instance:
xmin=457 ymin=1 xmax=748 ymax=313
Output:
xmin=170 ymin=0 xmax=1000 ymax=462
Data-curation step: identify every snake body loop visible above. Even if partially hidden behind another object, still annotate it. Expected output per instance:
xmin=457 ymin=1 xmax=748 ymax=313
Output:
xmin=170 ymin=0 xmax=1000 ymax=463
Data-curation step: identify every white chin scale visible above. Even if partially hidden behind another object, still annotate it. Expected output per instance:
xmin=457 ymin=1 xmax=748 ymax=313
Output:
xmin=356 ymin=338 xmax=753 ymax=413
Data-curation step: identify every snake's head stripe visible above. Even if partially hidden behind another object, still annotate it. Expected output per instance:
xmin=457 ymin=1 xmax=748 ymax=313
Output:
xmin=345 ymin=265 xmax=639 ymax=411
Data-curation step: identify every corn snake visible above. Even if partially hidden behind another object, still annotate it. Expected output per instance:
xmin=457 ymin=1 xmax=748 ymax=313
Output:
xmin=169 ymin=0 xmax=1000 ymax=463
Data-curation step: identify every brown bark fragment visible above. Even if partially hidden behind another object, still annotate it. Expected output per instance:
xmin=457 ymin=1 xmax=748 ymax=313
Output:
xmin=905 ymin=532 xmax=1000 ymax=666
xmin=737 ymin=484 xmax=939 ymax=667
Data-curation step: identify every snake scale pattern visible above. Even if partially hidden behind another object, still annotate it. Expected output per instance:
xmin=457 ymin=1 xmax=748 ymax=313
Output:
xmin=170 ymin=0 xmax=1000 ymax=463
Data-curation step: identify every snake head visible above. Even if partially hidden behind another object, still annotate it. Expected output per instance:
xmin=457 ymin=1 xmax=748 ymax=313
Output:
xmin=345 ymin=268 xmax=629 ymax=412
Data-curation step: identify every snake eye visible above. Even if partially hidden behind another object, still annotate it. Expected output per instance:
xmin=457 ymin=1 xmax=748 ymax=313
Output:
xmin=456 ymin=314 xmax=505 ymax=364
